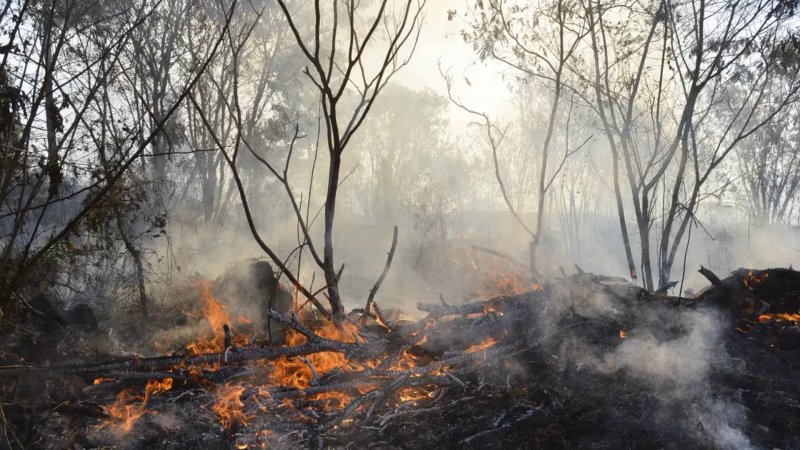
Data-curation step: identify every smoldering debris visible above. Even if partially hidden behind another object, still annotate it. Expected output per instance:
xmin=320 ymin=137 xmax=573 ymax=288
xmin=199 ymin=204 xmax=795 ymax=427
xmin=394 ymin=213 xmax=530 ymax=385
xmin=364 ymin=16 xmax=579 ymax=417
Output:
xmin=0 ymin=267 xmax=799 ymax=450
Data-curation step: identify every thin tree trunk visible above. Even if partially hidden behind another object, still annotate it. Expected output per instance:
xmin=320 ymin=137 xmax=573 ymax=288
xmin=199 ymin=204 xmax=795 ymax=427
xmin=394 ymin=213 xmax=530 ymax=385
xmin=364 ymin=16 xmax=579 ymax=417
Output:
xmin=324 ymin=148 xmax=345 ymax=321
xmin=99 ymin=60 xmax=148 ymax=318
xmin=586 ymin=0 xmax=638 ymax=281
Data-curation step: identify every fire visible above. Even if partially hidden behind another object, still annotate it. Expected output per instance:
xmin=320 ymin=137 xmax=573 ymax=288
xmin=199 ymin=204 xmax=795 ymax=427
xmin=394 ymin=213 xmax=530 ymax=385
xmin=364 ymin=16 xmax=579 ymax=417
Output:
xmin=99 ymin=378 xmax=173 ymax=432
xmin=470 ymin=258 xmax=529 ymax=299
xmin=94 ymin=377 xmax=115 ymax=385
xmin=185 ymin=279 xmax=249 ymax=355
xmin=211 ymin=383 xmax=251 ymax=428
xmin=758 ymin=313 xmax=800 ymax=323
xmin=398 ymin=386 xmax=435 ymax=403
xmin=270 ymin=319 xmax=361 ymax=389
xmin=411 ymin=317 xmax=437 ymax=337
xmin=620 ymin=330 xmax=627 ymax=338
xmin=375 ymin=314 xmax=393 ymax=332
xmin=463 ymin=336 xmax=498 ymax=355
xmin=391 ymin=346 xmax=421 ymax=371
xmin=744 ymin=270 xmax=768 ymax=289
xmin=309 ymin=391 xmax=353 ymax=410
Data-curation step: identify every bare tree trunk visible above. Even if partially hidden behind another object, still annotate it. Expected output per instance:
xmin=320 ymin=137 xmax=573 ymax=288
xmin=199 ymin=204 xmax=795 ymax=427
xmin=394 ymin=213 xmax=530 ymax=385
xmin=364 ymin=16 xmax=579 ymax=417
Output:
xmin=586 ymin=0 xmax=638 ymax=282
xmin=529 ymin=66 xmax=562 ymax=273
xmin=43 ymin=29 xmax=60 ymax=199
xmin=323 ymin=149 xmax=344 ymax=320
xmin=99 ymin=63 xmax=149 ymax=318
xmin=115 ymin=205 xmax=149 ymax=317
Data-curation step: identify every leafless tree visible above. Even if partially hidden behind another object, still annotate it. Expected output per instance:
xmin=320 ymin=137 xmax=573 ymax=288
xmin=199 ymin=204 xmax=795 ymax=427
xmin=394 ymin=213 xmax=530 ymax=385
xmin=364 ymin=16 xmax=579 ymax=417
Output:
xmin=190 ymin=0 xmax=425 ymax=322
xmin=449 ymin=0 xmax=590 ymax=276
xmin=583 ymin=0 xmax=800 ymax=290
xmin=734 ymin=106 xmax=800 ymax=225
xmin=0 ymin=0 xmax=236 ymax=308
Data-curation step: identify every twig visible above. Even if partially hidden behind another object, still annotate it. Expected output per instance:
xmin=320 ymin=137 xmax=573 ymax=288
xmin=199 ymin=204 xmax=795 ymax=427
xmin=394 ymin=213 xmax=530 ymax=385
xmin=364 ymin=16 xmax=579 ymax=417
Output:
xmin=458 ymin=408 xmax=540 ymax=444
xmin=297 ymin=356 xmax=321 ymax=386
xmin=443 ymin=369 xmax=466 ymax=387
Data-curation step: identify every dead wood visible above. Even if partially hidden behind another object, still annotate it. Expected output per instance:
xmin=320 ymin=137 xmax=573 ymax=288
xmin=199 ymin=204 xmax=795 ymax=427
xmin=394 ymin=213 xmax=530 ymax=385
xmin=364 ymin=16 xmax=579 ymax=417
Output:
xmin=699 ymin=265 xmax=723 ymax=287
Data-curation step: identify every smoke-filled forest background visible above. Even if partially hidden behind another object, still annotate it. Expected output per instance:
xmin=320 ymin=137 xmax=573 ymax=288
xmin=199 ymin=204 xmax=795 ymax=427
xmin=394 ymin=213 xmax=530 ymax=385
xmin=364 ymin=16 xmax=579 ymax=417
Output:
xmin=3 ymin=0 xmax=800 ymax=319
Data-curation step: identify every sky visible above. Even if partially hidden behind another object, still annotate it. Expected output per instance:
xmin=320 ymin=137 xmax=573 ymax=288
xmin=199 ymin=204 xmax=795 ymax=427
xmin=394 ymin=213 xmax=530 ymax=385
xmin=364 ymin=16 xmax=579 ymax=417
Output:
xmin=392 ymin=1 xmax=516 ymax=130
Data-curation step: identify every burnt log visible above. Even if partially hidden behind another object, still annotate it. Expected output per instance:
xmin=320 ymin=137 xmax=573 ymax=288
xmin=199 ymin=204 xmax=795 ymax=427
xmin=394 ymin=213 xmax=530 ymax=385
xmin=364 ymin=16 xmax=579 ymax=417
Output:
xmin=64 ymin=304 xmax=98 ymax=332
xmin=698 ymin=265 xmax=722 ymax=287
xmin=26 ymin=294 xmax=68 ymax=333
xmin=214 ymin=260 xmax=294 ymax=342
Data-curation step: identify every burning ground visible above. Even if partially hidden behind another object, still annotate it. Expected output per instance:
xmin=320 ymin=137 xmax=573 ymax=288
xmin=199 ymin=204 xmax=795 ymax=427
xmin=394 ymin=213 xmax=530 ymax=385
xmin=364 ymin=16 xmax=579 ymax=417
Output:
xmin=1 ymin=266 xmax=799 ymax=449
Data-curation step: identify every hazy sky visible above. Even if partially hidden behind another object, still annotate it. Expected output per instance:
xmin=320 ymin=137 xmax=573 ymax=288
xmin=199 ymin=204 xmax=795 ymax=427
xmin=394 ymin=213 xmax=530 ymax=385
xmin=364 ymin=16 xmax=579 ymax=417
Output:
xmin=394 ymin=1 xmax=515 ymax=129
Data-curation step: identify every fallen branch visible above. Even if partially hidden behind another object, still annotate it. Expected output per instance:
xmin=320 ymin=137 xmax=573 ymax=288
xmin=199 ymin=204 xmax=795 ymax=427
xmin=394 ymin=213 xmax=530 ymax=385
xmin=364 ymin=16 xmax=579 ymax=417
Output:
xmin=416 ymin=301 xmax=487 ymax=316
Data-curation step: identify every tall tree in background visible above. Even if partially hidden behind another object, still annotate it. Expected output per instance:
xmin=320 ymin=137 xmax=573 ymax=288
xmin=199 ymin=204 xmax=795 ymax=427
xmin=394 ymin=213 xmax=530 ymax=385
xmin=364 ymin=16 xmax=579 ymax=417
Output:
xmin=0 ymin=0 xmax=235 ymax=307
xmin=452 ymin=0 xmax=588 ymax=276
xmin=457 ymin=0 xmax=800 ymax=289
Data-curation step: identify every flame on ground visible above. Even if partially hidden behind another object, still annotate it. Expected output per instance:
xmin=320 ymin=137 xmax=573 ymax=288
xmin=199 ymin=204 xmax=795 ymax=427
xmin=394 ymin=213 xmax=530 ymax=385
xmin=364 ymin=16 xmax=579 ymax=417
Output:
xmin=744 ymin=270 xmax=768 ymax=289
xmin=470 ymin=258 xmax=529 ymax=299
xmin=463 ymin=336 xmax=498 ymax=355
xmin=758 ymin=313 xmax=800 ymax=323
xmin=211 ymin=383 xmax=251 ymax=428
xmin=270 ymin=319 xmax=361 ymax=390
xmin=186 ymin=279 xmax=249 ymax=355
xmin=398 ymin=386 xmax=436 ymax=403
xmin=99 ymin=378 xmax=173 ymax=432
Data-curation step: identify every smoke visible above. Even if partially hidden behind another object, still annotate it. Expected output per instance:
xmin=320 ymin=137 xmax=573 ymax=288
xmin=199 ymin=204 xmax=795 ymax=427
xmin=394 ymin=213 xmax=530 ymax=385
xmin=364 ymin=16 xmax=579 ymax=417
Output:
xmin=598 ymin=308 xmax=753 ymax=449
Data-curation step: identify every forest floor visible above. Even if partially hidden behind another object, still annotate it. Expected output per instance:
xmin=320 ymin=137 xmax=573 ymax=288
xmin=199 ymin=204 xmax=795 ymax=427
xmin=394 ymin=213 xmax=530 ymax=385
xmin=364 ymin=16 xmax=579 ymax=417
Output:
xmin=0 ymin=263 xmax=799 ymax=450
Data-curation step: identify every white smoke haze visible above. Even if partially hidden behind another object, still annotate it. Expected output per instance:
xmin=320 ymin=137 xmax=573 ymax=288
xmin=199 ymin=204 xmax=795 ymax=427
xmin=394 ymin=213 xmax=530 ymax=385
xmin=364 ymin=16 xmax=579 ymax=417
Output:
xmin=3 ymin=0 xmax=800 ymax=447
xmin=596 ymin=308 xmax=753 ymax=450
xmin=605 ymin=309 xmax=725 ymax=389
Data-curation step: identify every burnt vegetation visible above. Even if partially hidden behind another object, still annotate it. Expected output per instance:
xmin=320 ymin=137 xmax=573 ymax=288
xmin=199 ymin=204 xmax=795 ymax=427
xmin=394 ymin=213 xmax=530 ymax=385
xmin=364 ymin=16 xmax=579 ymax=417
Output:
xmin=0 ymin=0 xmax=799 ymax=449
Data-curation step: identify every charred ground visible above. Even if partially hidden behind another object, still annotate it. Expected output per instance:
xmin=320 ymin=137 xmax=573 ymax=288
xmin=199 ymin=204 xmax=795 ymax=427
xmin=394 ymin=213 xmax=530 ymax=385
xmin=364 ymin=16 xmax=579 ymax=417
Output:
xmin=0 ymin=266 xmax=798 ymax=450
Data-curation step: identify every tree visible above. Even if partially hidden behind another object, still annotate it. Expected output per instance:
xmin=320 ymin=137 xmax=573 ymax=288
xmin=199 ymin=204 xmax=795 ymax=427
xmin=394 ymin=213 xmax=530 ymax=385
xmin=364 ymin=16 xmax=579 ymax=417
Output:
xmin=450 ymin=0 xmax=589 ymax=276
xmin=0 ymin=0 xmax=236 ymax=309
xmin=189 ymin=0 xmax=425 ymax=322
xmin=458 ymin=0 xmax=800 ymax=289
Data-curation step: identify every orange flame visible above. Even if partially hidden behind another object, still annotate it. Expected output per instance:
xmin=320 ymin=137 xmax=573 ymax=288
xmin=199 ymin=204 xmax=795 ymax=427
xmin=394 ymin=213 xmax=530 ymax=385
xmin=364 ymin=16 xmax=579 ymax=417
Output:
xmin=99 ymin=378 xmax=173 ymax=432
xmin=469 ymin=258 xmax=529 ymax=299
xmin=398 ymin=386 xmax=435 ymax=403
xmin=758 ymin=313 xmax=800 ymax=323
xmin=211 ymin=383 xmax=251 ymax=428
xmin=744 ymin=270 xmax=768 ymax=289
xmin=270 ymin=319 xmax=361 ymax=389
xmin=185 ymin=280 xmax=249 ymax=355
xmin=463 ymin=336 xmax=498 ymax=355
xmin=620 ymin=330 xmax=627 ymax=338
